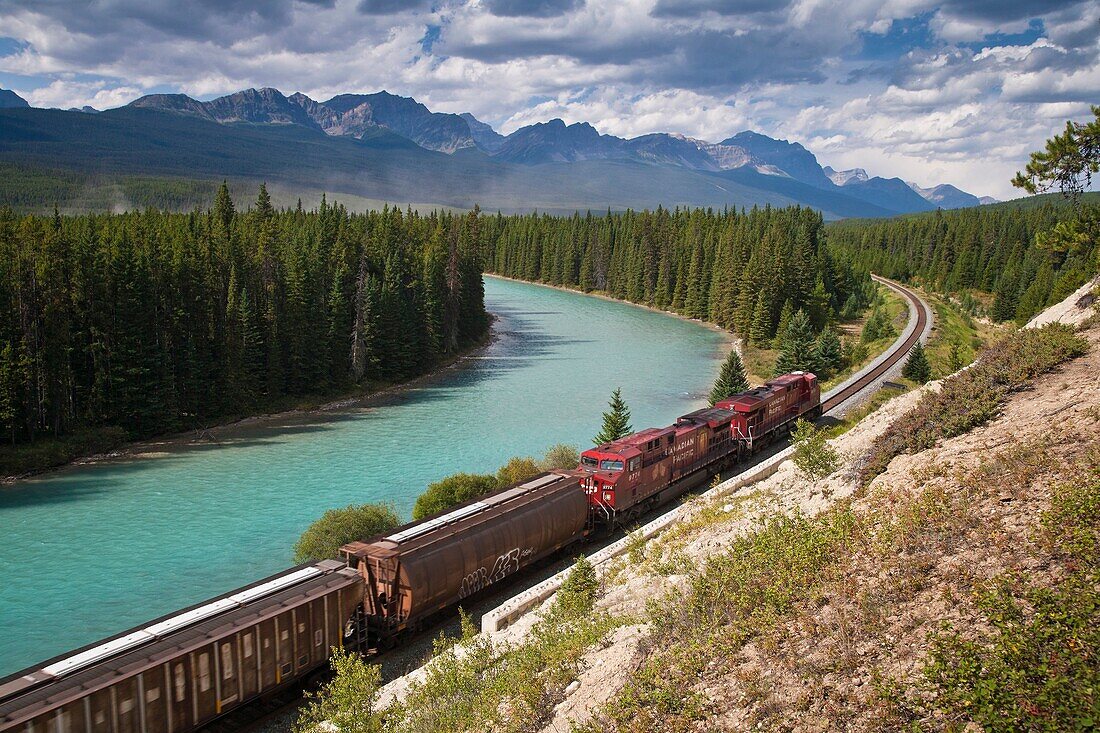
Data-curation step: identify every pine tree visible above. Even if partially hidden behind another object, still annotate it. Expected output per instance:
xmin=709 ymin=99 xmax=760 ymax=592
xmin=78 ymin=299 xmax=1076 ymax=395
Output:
xmin=774 ymin=309 xmax=819 ymax=375
xmin=750 ymin=291 xmax=772 ymax=346
xmin=902 ymin=341 xmax=932 ymax=383
xmin=255 ymin=183 xmax=274 ymax=220
xmin=948 ymin=339 xmax=964 ymax=372
xmin=774 ymin=299 xmax=795 ymax=345
xmin=813 ymin=329 xmax=842 ymax=378
xmin=709 ymin=349 xmax=749 ymax=405
xmin=213 ymin=181 xmax=235 ymax=233
xmin=593 ymin=387 xmax=632 ymax=445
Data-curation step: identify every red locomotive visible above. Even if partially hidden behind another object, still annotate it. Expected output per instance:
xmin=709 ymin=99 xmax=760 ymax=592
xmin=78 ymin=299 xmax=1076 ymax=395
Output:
xmin=580 ymin=370 xmax=820 ymax=523
xmin=0 ymin=372 xmax=822 ymax=733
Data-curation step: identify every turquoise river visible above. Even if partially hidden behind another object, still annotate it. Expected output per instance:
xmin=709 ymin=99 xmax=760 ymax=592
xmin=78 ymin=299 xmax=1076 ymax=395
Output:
xmin=0 ymin=276 xmax=726 ymax=675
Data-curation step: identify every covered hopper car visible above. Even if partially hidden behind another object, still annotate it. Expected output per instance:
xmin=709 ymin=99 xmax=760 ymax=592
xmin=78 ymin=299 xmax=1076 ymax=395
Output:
xmin=340 ymin=471 xmax=588 ymax=649
xmin=0 ymin=561 xmax=363 ymax=733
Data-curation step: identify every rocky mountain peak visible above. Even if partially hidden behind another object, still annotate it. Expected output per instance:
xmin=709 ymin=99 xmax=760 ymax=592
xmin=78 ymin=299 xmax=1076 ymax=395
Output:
xmin=0 ymin=88 xmax=30 ymax=109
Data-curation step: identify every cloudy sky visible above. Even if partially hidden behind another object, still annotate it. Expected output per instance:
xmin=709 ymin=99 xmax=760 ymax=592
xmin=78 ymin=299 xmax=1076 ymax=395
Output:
xmin=1 ymin=0 xmax=1097 ymax=198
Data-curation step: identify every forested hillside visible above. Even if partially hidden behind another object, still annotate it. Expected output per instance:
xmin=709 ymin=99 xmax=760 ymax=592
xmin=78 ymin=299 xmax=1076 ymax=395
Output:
xmin=484 ymin=206 xmax=871 ymax=344
xmin=0 ymin=185 xmax=488 ymax=454
xmin=827 ymin=195 xmax=1100 ymax=324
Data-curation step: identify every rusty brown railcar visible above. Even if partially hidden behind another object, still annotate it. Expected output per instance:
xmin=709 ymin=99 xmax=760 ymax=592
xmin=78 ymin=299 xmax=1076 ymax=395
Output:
xmin=0 ymin=561 xmax=363 ymax=733
xmin=341 ymin=471 xmax=588 ymax=647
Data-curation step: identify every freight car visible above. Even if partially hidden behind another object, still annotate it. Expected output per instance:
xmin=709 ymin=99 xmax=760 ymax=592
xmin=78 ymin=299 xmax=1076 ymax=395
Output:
xmin=0 ymin=561 xmax=362 ymax=733
xmin=580 ymin=371 xmax=820 ymax=523
xmin=340 ymin=471 xmax=588 ymax=650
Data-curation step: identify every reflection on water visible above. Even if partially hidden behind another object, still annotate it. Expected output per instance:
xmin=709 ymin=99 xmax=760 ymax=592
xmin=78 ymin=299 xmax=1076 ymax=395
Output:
xmin=0 ymin=277 xmax=725 ymax=674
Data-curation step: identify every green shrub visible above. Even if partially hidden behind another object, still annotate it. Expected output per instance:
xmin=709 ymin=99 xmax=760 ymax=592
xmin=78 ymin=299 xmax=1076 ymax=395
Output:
xmin=293 ymin=503 xmax=401 ymax=563
xmin=539 ymin=443 xmax=580 ymax=470
xmin=412 ymin=472 xmax=498 ymax=521
xmin=791 ymin=418 xmax=840 ymax=480
xmin=916 ymin=469 xmax=1100 ymax=732
xmin=495 ymin=456 xmax=540 ymax=487
xmin=295 ymin=649 xmax=386 ymax=733
xmin=554 ymin=556 xmax=599 ymax=618
xmin=921 ymin=573 xmax=1100 ymax=733
xmin=861 ymin=323 xmax=1087 ymax=484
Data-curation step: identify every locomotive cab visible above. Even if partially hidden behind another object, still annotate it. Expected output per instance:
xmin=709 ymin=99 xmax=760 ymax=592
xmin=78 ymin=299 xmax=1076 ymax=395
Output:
xmin=579 ymin=448 xmax=634 ymax=509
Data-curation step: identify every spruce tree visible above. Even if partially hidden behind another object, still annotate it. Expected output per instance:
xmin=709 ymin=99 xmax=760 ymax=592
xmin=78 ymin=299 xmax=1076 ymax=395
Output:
xmin=709 ymin=349 xmax=749 ymax=405
xmin=255 ymin=182 xmax=273 ymax=220
xmin=593 ymin=387 xmax=632 ymax=445
xmin=902 ymin=341 xmax=932 ymax=383
xmin=813 ymin=329 xmax=842 ymax=378
xmin=774 ymin=309 xmax=819 ymax=375
xmin=213 ymin=181 xmax=235 ymax=232
xmin=750 ymin=291 xmax=772 ymax=346
xmin=774 ymin=299 xmax=795 ymax=345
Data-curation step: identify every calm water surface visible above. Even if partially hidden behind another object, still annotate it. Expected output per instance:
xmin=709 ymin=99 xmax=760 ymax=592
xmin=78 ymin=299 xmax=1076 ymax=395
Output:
xmin=0 ymin=276 xmax=725 ymax=674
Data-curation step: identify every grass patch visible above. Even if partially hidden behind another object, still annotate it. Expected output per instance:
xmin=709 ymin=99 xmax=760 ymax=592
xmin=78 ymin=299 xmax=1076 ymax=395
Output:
xmin=860 ymin=323 xmax=1087 ymax=485
xmin=579 ymin=507 xmax=862 ymax=732
xmin=924 ymin=292 xmax=1008 ymax=378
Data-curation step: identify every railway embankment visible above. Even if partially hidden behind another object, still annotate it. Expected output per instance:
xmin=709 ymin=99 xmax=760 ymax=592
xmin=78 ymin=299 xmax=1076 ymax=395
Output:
xmin=342 ymin=277 xmax=1099 ymax=732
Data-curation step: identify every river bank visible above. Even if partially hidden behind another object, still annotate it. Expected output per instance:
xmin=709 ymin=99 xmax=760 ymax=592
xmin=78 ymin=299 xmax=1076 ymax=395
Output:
xmin=0 ymin=327 xmax=497 ymax=485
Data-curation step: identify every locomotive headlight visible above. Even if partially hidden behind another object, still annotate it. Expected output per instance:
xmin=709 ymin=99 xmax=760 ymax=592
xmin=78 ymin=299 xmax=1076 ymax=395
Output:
xmin=603 ymin=491 xmax=613 ymax=502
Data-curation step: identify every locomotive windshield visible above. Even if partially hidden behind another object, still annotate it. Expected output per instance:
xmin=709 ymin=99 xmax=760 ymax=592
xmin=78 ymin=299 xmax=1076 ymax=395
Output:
xmin=581 ymin=455 xmax=598 ymax=468
xmin=599 ymin=459 xmax=624 ymax=472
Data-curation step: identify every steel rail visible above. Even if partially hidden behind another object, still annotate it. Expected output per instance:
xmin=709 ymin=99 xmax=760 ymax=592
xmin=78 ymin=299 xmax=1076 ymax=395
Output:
xmin=821 ymin=274 xmax=929 ymax=413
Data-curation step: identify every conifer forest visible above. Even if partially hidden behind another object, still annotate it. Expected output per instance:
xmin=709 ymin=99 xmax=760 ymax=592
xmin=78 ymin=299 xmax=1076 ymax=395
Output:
xmin=4 ymin=191 xmax=1094 ymax=456
xmin=485 ymin=205 xmax=873 ymax=338
xmin=0 ymin=185 xmax=489 ymax=447
xmin=827 ymin=199 xmax=1098 ymax=324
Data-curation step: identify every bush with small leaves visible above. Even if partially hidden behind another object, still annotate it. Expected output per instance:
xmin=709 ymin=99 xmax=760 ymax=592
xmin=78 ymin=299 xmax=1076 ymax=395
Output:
xmin=293 ymin=503 xmax=400 ymax=563
xmin=412 ymin=473 xmax=498 ymax=521
xmin=539 ymin=443 xmax=580 ymax=471
xmin=791 ymin=419 xmax=839 ymax=481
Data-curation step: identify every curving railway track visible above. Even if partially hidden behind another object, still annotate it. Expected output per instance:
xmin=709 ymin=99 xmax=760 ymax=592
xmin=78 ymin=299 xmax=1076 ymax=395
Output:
xmin=821 ymin=274 xmax=930 ymax=414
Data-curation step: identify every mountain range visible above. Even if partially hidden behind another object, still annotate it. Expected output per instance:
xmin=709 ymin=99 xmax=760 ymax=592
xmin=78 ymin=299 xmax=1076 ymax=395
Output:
xmin=0 ymin=86 xmax=993 ymax=217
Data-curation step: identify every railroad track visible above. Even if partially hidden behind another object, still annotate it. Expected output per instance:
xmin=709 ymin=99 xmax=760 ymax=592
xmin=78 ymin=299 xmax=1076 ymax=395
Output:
xmin=821 ymin=274 xmax=930 ymax=414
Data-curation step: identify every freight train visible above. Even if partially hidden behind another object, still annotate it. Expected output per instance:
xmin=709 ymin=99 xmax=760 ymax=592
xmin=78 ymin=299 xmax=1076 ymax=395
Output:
xmin=0 ymin=371 xmax=820 ymax=733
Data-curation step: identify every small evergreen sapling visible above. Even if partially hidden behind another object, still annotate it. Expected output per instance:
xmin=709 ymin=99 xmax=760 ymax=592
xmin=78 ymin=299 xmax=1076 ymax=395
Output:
xmin=709 ymin=349 xmax=750 ymax=405
xmin=902 ymin=341 xmax=932 ymax=383
xmin=594 ymin=387 xmax=633 ymax=445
